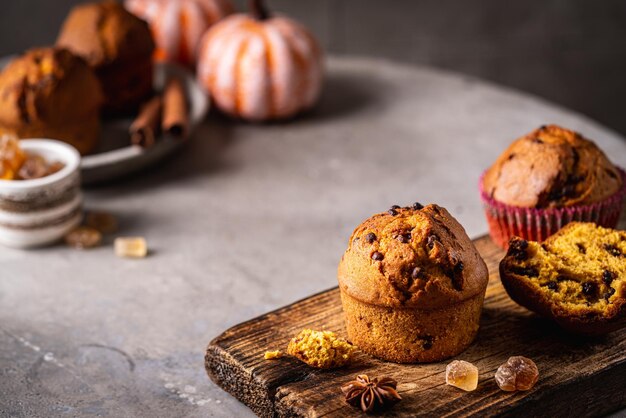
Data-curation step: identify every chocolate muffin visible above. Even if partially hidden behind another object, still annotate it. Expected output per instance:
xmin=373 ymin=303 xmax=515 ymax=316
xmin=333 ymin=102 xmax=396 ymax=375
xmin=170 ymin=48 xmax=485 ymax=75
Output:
xmin=0 ymin=48 xmax=103 ymax=155
xmin=337 ymin=204 xmax=489 ymax=363
xmin=56 ymin=0 xmax=155 ymax=114
xmin=483 ymin=125 xmax=622 ymax=208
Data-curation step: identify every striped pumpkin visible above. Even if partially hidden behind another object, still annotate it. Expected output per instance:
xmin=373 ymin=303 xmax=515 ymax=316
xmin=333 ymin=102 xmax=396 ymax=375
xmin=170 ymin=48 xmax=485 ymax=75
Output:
xmin=125 ymin=0 xmax=233 ymax=67
xmin=196 ymin=2 xmax=323 ymax=121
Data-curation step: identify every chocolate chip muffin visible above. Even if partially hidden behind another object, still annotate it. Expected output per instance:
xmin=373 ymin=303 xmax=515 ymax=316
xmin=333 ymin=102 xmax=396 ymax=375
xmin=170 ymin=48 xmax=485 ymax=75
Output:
xmin=56 ymin=0 xmax=155 ymax=114
xmin=483 ymin=125 xmax=622 ymax=208
xmin=337 ymin=203 xmax=489 ymax=363
xmin=500 ymin=222 xmax=626 ymax=336
xmin=480 ymin=125 xmax=625 ymax=247
xmin=0 ymin=48 xmax=103 ymax=155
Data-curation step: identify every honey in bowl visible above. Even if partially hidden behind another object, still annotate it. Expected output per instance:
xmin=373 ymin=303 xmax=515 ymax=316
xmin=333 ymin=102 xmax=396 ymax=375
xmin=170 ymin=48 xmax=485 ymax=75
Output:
xmin=0 ymin=135 xmax=65 ymax=180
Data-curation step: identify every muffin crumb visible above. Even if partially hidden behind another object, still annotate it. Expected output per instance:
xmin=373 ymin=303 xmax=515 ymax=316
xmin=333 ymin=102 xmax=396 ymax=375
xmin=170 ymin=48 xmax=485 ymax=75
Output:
xmin=287 ymin=329 xmax=355 ymax=369
xmin=263 ymin=350 xmax=282 ymax=360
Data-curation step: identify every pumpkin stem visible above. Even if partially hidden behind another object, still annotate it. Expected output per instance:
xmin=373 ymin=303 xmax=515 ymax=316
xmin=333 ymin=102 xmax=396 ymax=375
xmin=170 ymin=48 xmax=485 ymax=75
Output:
xmin=250 ymin=0 xmax=270 ymax=20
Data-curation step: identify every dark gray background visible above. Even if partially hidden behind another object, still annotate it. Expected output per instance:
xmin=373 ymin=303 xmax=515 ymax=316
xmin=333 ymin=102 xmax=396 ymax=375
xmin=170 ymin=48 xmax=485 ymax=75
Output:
xmin=1 ymin=0 xmax=625 ymax=136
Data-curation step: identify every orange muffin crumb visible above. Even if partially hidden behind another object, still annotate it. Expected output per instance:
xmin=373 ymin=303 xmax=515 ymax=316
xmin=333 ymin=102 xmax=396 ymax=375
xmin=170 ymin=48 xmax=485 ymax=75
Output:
xmin=263 ymin=350 xmax=283 ymax=360
xmin=287 ymin=329 xmax=356 ymax=369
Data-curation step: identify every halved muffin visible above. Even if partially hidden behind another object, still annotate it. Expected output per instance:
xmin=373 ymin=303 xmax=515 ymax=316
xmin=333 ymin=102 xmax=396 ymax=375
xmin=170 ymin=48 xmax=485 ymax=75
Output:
xmin=500 ymin=222 xmax=626 ymax=335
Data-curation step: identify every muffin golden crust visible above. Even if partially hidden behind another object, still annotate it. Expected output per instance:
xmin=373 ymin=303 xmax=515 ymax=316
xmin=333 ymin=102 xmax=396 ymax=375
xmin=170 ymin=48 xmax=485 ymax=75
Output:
xmin=338 ymin=204 xmax=488 ymax=363
xmin=500 ymin=222 xmax=626 ymax=336
xmin=483 ymin=125 xmax=622 ymax=208
xmin=57 ymin=0 xmax=155 ymax=114
xmin=0 ymin=48 xmax=103 ymax=155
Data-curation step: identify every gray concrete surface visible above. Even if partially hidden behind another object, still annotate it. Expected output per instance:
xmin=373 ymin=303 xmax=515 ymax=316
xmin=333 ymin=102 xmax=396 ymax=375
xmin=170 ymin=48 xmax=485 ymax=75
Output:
xmin=1 ymin=57 xmax=626 ymax=417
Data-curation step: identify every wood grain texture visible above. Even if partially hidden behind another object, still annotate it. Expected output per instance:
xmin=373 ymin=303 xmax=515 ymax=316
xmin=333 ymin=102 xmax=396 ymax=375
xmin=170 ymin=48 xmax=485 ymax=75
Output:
xmin=206 ymin=216 xmax=626 ymax=417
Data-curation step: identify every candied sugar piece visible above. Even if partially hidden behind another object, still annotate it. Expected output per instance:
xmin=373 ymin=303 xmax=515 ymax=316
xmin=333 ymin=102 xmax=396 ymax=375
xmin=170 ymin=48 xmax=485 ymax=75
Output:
xmin=65 ymin=226 xmax=102 ymax=249
xmin=495 ymin=356 xmax=539 ymax=392
xmin=264 ymin=350 xmax=283 ymax=360
xmin=446 ymin=360 xmax=478 ymax=391
xmin=287 ymin=329 xmax=356 ymax=369
xmin=115 ymin=237 xmax=148 ymax=258
xmin=17 ymin=155 xmax=48 ymax=180
xmin=46 ymin=161 xmax=65 ymax=176
xmin=85 ymin=211 xmax=118 ymax=234
xmin=0 ymin=136 xmax=65 ymax=181
xmin=14 ymin=155 xmax=65 ymax=180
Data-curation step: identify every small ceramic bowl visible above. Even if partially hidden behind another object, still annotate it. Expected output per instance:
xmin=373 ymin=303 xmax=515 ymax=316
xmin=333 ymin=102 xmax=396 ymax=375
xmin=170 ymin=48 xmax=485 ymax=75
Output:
xmin=0 ymin=139 xmax=82 ymax=248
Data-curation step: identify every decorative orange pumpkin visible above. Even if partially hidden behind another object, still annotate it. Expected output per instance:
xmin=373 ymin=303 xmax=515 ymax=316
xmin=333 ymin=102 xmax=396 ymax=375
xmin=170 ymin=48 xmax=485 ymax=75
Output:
xmin=124 ymin=0 xmax=233 ymax=67
xmin=197 ymin=0 xmax=324 ymax=121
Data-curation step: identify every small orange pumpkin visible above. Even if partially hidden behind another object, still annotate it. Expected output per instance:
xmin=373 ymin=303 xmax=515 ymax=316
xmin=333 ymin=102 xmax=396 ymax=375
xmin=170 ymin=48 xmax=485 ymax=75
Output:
xmin=125 ymin=0 xmax=233 ymax=67
xmin=197 ymin=0 xmax=324 ymax=121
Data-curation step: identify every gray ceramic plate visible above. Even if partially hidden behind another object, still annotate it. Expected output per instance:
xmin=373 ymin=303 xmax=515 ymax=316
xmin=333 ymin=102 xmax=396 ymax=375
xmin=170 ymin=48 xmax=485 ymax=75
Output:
xmin=0 ymin=57 xmax=210 ymax=185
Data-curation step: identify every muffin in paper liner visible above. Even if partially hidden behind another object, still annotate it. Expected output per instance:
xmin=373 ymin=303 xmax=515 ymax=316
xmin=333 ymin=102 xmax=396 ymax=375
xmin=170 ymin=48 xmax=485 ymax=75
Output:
xmin=480 ymin=168 xmax=626 ymax=248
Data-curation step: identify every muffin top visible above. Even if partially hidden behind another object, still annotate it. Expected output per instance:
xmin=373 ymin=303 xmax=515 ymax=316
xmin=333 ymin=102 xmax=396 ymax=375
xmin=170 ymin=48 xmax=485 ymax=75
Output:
xmin=56 ymin=0 xmax=155 ymax=68
xmin=337 ymin=204 xmax=489 ymax=310
xmin=482 ymin=125 xmax=622 ymax=208
xmin=0 ymin=47 xmax=103 ymax=127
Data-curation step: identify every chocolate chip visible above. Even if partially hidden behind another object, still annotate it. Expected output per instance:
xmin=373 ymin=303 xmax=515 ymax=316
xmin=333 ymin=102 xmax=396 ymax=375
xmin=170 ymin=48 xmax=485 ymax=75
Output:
xmin=426 ymin=235 xmax=438 ymax=250
xmin=539 ymin=125 xmax=547 ymax=130
xmin=388 ymin=208 xmax=398 ymax=216
xmin=563 ymin=183 xmax=576 ymax=197
xmin=396 ymin=233 xmax=411 ymax=243
xmin=412 ymin=202 xmax=424 ymax=210
xmin=582 ymin=282 xmax=596 ymax=296
xmin=509 ymin=265 xmax=539 ymax=277
xmin=411 ymin=267 xmax=423 ymax=279
xmin=569 ymin=174 xmax=585 ymax=184
xmin=365 ymin=232 xmax=376 ymax=243
xmin=604 ymin=244 xmax=622 ymax=257
xmin=602 ymin=270 xmax=615 ymax=286
xmin=604 ymin=288 xmax=616 ymax=300
xmin=448 ymin=260 xmax=465 ymax=291
xmin=371 ymin=251 xmax=384 ymax=261
xmin=576 ymin=243 xmax=586 ymax=254
xmin=422 ymin=336 xmax=433 ymax=350
xmin=606 ymin=168 xmax=618 ymax=180
xmin=508 ymin=239 xmax=529 ymax=261
xmin=507 ymin=153 xmax=516 ymax=160
xmin=546 ymin=281 xmax=558 ymax=291
xmin=533 ymin=137 xmax=544 ymax=144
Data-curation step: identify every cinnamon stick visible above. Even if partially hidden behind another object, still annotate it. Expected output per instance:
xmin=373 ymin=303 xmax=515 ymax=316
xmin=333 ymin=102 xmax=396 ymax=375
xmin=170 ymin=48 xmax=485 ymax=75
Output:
xmin=161 ymin=76 xmax=189 ymax=139
xmin=129 ymin=96 xmax=162 ymax=148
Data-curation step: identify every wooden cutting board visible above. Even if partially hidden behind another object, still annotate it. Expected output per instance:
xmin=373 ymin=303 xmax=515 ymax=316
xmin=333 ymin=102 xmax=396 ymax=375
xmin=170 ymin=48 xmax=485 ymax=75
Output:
xmin=205 ymin=233 xmax=626 ymax=418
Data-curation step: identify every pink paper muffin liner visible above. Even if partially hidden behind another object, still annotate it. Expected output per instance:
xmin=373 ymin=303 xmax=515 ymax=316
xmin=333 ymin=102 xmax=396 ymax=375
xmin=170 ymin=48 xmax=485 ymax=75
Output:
xmin=480 ymin=168 xmax=626 ymax=248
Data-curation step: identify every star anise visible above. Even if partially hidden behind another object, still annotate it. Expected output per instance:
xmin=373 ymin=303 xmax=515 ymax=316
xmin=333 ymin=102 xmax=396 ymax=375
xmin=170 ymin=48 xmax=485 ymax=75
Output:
xmin=341 ymin=374 xmax=401 ymax=413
